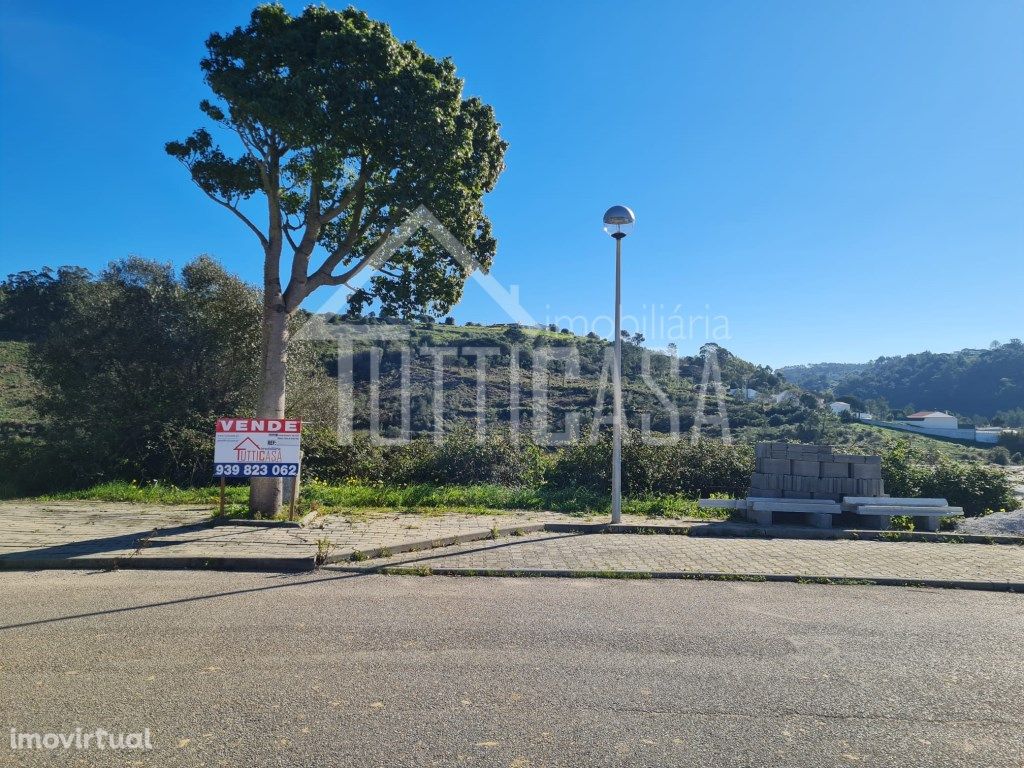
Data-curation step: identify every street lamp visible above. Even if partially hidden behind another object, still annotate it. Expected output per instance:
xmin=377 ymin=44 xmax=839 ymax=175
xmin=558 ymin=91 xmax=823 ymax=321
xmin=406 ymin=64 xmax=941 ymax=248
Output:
xmin=603 ymin=205 xmax=635 ymax=524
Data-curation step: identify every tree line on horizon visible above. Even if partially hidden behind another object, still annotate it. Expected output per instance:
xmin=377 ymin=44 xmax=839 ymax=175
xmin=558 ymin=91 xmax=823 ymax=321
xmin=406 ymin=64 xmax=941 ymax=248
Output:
xmin=780 ymin=343 xmax=1024 ymax=422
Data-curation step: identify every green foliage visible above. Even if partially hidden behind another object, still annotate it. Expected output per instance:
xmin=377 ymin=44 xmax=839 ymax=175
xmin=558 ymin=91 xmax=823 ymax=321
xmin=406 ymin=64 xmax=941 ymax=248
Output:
xmin=998 ymin=429 xmax=1024 ymax=454
xmin=303 ymin=426 xmax=545 ymax=487
xmin=881 ymin=438 xmax=1015 ymax=516
xmin=167 ymin=3 xmax=507 ymax=319
xmin=988 ymin=446 xmax=1012 ymax=466
xmin=0 ymin=258 xmax=260 ymax=494
xmin=0 ymin=341 xmax=38 ymax=422
xmin=545 ymin=433 xmax=753 ymax=497
xmin=44 ymin=477 xmax=724 ymax=520
xmin=783 ymin=343 xmax=1024 ymax=418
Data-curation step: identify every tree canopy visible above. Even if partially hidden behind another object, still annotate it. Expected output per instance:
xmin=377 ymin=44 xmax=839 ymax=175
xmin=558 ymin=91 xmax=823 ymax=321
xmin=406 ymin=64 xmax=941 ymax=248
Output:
xmin=166 ymin=3 xmax=507 ymax=318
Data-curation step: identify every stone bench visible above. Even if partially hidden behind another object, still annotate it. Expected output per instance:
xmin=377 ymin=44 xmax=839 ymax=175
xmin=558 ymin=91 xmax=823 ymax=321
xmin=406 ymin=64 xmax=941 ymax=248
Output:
xmin=697 ymin=499 xmax=745 ymax=510
xmin=841 ymin=498 xmax=964 ymax=531
xmin=746 ymin=498 xmax=842 ymax=529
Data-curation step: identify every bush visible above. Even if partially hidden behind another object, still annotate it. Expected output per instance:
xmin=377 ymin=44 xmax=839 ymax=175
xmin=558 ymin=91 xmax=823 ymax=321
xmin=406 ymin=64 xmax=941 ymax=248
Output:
xmin=302 ymin=426 xmax=546 ymax=488
xmin=545 ymin=433 xmax=752 ymax=497
xmin=881 ymin=438 xmax=1015 ymax=516
xmin=1 ymin=257 xmax=260 ymax=493
xmin=988 ymin=446 xmax=1011 ymax=466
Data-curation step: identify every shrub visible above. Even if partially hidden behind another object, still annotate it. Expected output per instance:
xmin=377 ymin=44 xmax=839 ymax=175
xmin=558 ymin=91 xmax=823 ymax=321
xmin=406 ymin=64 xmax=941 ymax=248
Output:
xmin=881 ymin=438 xmax=1014 ymax=516
xmin=302 ymin=426 xmax=546 ymax=488
xmin=545 ymin=433 xmax=752 ymax=497
xmin=988 ymin=446 xmax=1011 ymax=466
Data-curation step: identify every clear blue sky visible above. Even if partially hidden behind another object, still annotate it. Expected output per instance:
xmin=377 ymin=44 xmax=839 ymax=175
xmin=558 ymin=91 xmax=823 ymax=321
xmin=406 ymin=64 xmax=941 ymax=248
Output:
xmin=1 ymin=0 xmax=1021 ymax=366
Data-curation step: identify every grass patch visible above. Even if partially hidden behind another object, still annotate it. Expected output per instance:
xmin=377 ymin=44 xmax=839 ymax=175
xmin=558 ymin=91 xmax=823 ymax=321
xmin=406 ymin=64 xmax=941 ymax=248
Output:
xmin=35 ymin=478 xmax=732 ymax=521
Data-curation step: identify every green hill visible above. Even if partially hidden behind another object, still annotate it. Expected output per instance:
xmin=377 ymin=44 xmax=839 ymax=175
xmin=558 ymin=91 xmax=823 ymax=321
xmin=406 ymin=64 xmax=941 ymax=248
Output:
xmin=780 ymin=343 xmax=1024 ymax=420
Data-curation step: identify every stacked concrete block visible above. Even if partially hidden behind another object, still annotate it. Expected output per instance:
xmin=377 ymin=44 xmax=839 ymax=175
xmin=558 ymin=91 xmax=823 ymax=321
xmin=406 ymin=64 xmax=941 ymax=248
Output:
xmin=749 ymin=442 xmax=884 ymax=501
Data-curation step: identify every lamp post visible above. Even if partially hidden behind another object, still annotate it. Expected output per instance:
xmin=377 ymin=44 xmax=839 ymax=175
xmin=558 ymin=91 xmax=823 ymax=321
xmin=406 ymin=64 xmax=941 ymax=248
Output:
xmin=603 ymin=205 xmax=635 ymax=524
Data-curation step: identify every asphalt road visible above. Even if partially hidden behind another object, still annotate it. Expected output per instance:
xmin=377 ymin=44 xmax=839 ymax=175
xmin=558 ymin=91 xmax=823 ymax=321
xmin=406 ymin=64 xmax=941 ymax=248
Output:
xmin=1 ymin=571 xmax=1021 ymax=768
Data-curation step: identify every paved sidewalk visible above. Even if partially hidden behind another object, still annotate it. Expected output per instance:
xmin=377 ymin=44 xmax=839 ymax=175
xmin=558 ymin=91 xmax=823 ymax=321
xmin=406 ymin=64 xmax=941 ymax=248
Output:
xmin=0 ymin=501 xmax=317 ymax=571
xmin=3 ymin=502 xmax=1023 ymax=589
xmin=310 ymin=510 xmax=672 ymax=562
xmin=0 ymin=501 xmax=683 ymax=571
xmin=333 ymin=531 xmax=1024 ymax=590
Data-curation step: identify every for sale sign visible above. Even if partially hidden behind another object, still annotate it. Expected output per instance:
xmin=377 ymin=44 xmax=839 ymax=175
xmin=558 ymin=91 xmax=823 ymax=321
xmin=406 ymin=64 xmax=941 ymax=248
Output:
xmin=214 ymin=418 xmax=301 ymax=478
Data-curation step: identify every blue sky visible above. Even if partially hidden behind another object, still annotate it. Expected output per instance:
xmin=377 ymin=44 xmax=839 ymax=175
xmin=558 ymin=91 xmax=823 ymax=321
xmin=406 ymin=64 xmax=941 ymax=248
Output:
xmin=1 ymin=0 xmax=1021 ymax=367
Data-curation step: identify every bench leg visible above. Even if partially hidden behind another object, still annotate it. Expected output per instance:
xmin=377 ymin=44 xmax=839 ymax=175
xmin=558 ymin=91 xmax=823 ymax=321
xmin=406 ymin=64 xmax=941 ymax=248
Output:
xmin=748 ymin=509 xmax=772 ymax=526
xmin=807 ymin=512 xmax=833 ymax=529
xmin=856 ymin=514 xmax=891 ymax=530
xmin=916 ymin=516 xmax=940 ymax=532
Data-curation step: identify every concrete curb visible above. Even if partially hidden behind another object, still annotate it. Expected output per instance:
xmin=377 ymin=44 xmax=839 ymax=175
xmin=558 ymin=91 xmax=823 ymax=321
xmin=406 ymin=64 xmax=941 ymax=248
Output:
xmin=213 ymin=517 xmax=302 ymax=528
xmin=334 ymin=564 xmax=1024 ymax=593
xmin=321 ymin=522 xmax=546 ymax=564
xmin=0 ymin=554 xmax=316 ymax=573
xmin=548 ymin=520 xmax=1024 ymax=545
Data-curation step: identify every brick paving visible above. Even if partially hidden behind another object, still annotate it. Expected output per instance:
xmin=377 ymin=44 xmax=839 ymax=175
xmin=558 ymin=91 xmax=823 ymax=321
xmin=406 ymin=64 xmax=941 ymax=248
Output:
xmin=309 ymin=510 xmax=673 ymax=562
xmin=2 ymin=501 xmax=1023 ymax=588
xmin=336 ymin=531 xmax=1024 ymax=589
xmin=0 ymin=501 xmax=316 ymax=570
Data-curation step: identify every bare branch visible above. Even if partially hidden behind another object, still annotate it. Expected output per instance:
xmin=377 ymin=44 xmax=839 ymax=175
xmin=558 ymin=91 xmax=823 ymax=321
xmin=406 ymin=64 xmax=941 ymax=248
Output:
xmin=320 ymin=160 xmax=371 ymax=225
xmin=190 ymin=178 xmax=268 ymax=247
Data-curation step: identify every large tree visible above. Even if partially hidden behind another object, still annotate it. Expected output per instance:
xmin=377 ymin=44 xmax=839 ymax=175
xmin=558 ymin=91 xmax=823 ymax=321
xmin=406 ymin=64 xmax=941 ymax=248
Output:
xmin=167 ymin=4 xmax=506 ymax=514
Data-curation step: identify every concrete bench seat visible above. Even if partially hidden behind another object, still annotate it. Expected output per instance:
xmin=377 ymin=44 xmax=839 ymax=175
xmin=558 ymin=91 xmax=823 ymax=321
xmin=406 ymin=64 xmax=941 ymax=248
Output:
xmin=841 ymin=497 xmax=964 ymax=531
xmin=842 ymin=497 xmax=947 ymax=509
xmin=697 ymin=499 xmax=745 ymax=509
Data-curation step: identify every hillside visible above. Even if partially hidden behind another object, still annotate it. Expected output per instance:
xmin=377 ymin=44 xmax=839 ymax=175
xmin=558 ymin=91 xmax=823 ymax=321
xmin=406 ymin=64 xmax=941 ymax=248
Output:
xmin=289 ymin=318 xmax=805 ymax=441
xmin=0 ymin=341 xmax=38 ymax=422
xmin=779 ymin=343 xmax=1024 ymax=420
xmin=777 ymin=362 xmax=868 ymax=391
xmin=1 ymin=322 xmax=816 ymax=443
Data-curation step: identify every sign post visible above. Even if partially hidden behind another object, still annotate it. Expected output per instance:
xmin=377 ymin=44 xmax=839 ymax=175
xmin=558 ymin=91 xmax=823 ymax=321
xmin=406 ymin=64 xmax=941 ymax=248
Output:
xmin=214 ymin=419 xmax=302 ymax=513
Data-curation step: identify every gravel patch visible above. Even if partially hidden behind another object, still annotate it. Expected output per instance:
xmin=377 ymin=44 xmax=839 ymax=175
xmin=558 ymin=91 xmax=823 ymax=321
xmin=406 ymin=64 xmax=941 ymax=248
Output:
xmin=956 ymin=507 xmax=1024 ymax=536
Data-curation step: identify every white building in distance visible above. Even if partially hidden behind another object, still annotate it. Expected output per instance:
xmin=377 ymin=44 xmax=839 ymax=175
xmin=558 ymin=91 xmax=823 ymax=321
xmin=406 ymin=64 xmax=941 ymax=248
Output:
xmin=905 ymin=411 xmax=958 ymax=430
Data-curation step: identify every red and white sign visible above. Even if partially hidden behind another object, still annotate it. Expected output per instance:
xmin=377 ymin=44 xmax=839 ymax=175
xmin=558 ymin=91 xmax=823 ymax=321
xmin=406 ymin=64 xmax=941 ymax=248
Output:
xmin=214 ymin=418 xmax=301 ymax=478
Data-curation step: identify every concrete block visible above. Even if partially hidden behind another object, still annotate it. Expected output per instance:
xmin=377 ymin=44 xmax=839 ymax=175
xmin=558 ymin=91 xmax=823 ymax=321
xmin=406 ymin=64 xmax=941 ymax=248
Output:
xmin=698 ymin=498 xmax=744 ymax=509
xmin=747 ymin=488 xmax=780 ymax=498
xmin=840 ymin=478 xmax=859 ymax=494
xmin=851 ymin=463 xmax=882 ymax=480
xmin=755 ymin=444 xmax=771 ymax=459
xmin=783 ymin=490 xmax=812 ymax=499
xmin=821 ymin=462 xmax=851 ymax=478
xmin=807 ymin=512 xmax=834 ymax=529
xmin=747 ymin=509 xmax=773 ymax=525
xmin=759 ymin=458 xmax=791 ymax=475
xmin=833 ymin=453 xmax=867 ymax=464
xmin=852 ymin=479 xmax=884 ymax=496
xmin=864 ymin=455 xmax=882 ymax=465
xmin=791 ymin=460 xmax=820 ymax=477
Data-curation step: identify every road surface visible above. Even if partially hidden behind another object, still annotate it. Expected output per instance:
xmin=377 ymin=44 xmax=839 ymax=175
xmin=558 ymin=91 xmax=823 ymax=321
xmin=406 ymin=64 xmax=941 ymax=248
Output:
xmin=1 ymin=570 xmax=1021 ymax=767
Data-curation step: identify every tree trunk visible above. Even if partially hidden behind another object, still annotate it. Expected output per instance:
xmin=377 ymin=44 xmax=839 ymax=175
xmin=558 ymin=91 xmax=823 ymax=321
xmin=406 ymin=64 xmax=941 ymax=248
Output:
xmin=249 ymin=300 xmax=289 ymax=516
